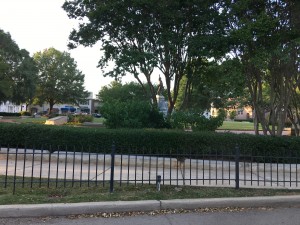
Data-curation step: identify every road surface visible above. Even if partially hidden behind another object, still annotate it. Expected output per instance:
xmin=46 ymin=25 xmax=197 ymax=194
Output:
xmin=0 ymin=206 xmax=299 ymax=225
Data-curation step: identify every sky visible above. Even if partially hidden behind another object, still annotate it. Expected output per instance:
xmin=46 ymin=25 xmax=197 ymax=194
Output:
xmin=0 ymin=0 xmax=116 ymax=98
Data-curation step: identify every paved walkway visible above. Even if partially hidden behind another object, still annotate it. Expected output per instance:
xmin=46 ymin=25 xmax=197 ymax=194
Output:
xmin=1 ymin=148 xmax=299 ymax=189
xmin=1 ymin=148 xmax=300 ymax=218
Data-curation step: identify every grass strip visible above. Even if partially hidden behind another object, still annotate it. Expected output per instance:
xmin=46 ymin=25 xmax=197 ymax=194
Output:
xmin=1 ymin=176 xmax=300 ymax=205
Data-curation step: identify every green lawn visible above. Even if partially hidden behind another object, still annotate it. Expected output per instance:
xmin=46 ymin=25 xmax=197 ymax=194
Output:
xmin=92 ymin=117 xmax=105 ymax=123
xmin=218 ymin=121 xmax=259 ymax=130
xmin=0 ymin=117 xmax=269 ymax=131
xmin=2 ymin=116 xmax=105 ymax=124
xmin=7 ymin=117 xmax=47 ymax=124
xmin=1 ymin=179 xmax=300 ymax=205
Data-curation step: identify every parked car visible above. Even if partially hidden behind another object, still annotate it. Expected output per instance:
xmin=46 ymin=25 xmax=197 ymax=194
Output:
xmin=92 ymin=113 xmax=101 ymax=118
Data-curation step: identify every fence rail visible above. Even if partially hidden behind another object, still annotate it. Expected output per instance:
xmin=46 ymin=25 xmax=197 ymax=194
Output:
xmin=1 ymin=145 xmax=299 ymax=193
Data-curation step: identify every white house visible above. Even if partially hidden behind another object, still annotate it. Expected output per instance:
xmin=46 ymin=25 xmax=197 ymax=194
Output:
xmin=28 ymin=92 xmax=99 ymax=115
xmin=0 ymin=101 xmax=24 ymax=113
xmin=0 ymin=93 xmax=100 ymax=115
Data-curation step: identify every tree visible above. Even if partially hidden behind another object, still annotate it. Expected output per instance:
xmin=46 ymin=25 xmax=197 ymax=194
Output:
xmin=176 ymin=58 xmax=247 ymax=112
xmin=63 ymin=0 xmax=228 ymax=115
xmin=33 ymin=48 xmax=88 ymax=112
xmin=11 ymin=49 xmax=38 ymax=108
xmin=0 ymin=29 xmax=38 ymax=105
xmin=99 ymin=81 xmax=149 ymax=103
xmin=0 ymin=29 xmax=20 ymax=102
xmin=226 ymin=0 xmax=300 ymax=136
xmin=99 ymin=81 xmax=166 ymax=128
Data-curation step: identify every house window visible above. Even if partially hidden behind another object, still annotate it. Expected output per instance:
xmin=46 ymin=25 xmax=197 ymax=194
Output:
xmin=79 ymin=101 xmax=89 ymax=105
xmin=237 ymin=109 xmax=243 ymax=115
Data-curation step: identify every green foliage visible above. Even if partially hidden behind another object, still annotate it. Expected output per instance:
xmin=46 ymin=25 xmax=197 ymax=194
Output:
xmin=0 ymin=123 xmax=300 ymax=163
xmin=68 ymin=114 xmax=93 ymax=123
xmin=0 ymin=112 xmax=20 ymax=117
xmin=170 ymin=110 xmax=225 ymax=131
xmin=226 ymin=0 xmax=300 ymax=136
xmin=0 ymin=29 xmax=18 ymax=101
xmin=101 ymin=100 xmax=166 ymax=129
xmin=99 ymin=81 xmax=148 ymax=103
xmin=20 ymin=111 xmax=31 ymax=116
xmin=63 ymin=0 xmax=229 ymax=115
xmin=33 ymin=48 xmax=88 ymax=112
xmin=11 ymin=49 xmax=38 ymax=105
xmin=229 ymin=110 xmax=237 ymax=120
xmin=0 ymin=29 xmax=37 ymax=103
xmin=99 ymin=82 xmax=168 ymax=129
xmin=177 ymin=59 xmax=247 ymax=112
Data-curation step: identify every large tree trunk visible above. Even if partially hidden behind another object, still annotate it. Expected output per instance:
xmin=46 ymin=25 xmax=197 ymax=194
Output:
xmin=253 ymin=109 xmax=260 ymax=135
xmin=244 ymin=61 xmax=270 ymax=136
xmin=48 ymin=99 xmax=55 ymax=113
xmin=180 ymin=78 xmax=192 ymax=111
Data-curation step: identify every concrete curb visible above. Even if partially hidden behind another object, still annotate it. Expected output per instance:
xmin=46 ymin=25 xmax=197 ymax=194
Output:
xmin=1 ymin=195 xmax=300 ymax=218
xmin=0 ymin=200 xmax=160 ymax=218
xmin=160 ymin=195 xmax=300 ymax=209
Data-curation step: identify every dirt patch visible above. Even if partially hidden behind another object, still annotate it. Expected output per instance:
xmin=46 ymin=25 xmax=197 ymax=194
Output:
xmin=0 ymin=119 xmax=19 ymax=123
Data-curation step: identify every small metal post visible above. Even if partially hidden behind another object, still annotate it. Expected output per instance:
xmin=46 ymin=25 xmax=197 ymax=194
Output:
xmin=156 ymin=175 xmax=161 ymax=191
xmin=110 ymin=143 xmax=116 ymax=193
xmin=235 ymin=144 xmax=240 ymax=189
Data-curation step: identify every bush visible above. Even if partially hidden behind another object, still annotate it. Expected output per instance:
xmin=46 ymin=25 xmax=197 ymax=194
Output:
xmin=229 ymin=110 xmax=237 ymax=120
xmin=170 ymin=110 xmax=225 ymax=131
xmin=234 ymin=118 xmax=254 ymax=122
xmin=0 ymin=123 xmax=300 ymax=163
xmin=101 ymin=100 xmax=168 ymax=129
xmin=20 ymin=111 xmax=31 ymax=116
xmin=46 ymin=113 xmax=59 ymax=119
xmin=0 ymin=112 xmax=21 ymax=117
xmin=68 ymin=114 xmax=93 ymax=123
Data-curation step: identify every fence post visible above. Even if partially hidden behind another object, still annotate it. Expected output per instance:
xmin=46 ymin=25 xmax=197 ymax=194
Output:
xmin=156 ymin=175 xmax=161 ymax=191
xmin=110 ymin=143 xmax=116 ymax=193
xmin=235 ymin=144 xmax=240 ymax=189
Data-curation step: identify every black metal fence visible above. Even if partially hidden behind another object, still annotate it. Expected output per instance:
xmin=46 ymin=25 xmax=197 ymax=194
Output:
xmin=1 ymin=144 xmax=299 ymax=193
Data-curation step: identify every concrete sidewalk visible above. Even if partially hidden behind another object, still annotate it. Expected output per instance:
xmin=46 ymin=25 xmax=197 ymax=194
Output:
xmin=1 ymin=148 xmax=300 ymax=189
xmin=0 ymin=195 xmax=300 ymax=218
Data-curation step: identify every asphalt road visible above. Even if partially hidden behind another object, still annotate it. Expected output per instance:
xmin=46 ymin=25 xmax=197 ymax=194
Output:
xmin=1 ymin=206 xmax=299 ymax=225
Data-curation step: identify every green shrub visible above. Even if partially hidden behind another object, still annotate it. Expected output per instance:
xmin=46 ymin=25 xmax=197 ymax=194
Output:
xmin=46 ymin=113 xmax=59 ymax=119
xmin=68 ymin=114 xmax=93 ymax=123
xmin=0 ymin=112 xmax=21 ymax=117
xmin=229 ymin=110 xmax=237 ymax=120
xmin=170 ymin=110 xmax=225 ymax=131
xmin=20 ymin=111 xmax=31 ymax=116
xmin=101 ymin=100 xmax=168 ymax=129
xmin=0 ymin=123 xmax=300 ymax=164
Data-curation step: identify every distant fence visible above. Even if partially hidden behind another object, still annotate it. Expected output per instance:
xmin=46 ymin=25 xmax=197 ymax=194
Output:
xmin=0 ymin=144 xmax=299 ymax=193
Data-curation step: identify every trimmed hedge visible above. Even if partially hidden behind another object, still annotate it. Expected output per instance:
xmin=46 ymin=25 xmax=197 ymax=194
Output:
xmin=0 ymin=112 xmax=21 ymax=117
xmin=0 ymin=123 xmax=300 ymax=162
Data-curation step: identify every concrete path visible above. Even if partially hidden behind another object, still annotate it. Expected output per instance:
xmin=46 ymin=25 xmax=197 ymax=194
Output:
xmin=1 ymin=148 xmax=300 ymax=189
xmin=1 ymin=148 xmax=300 ymax=218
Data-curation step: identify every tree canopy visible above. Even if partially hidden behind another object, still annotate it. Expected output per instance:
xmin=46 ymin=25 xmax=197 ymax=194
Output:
xmin=0 ymin=29 xmax=37 ymax=104
xmin=99 ymin=81 xmax=149 ymax=103
xmin=226 ymin=0 xmax=300 ymax=136
xmin=63 ymin=0 xmax=229 ymax=115
xmin=63 ymin=0 xmax=300 ymax=136
xmin=176 ymin=58 xmax=246 ymax=112
xmin=33 ymin=48 xmax=88 ymax=112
